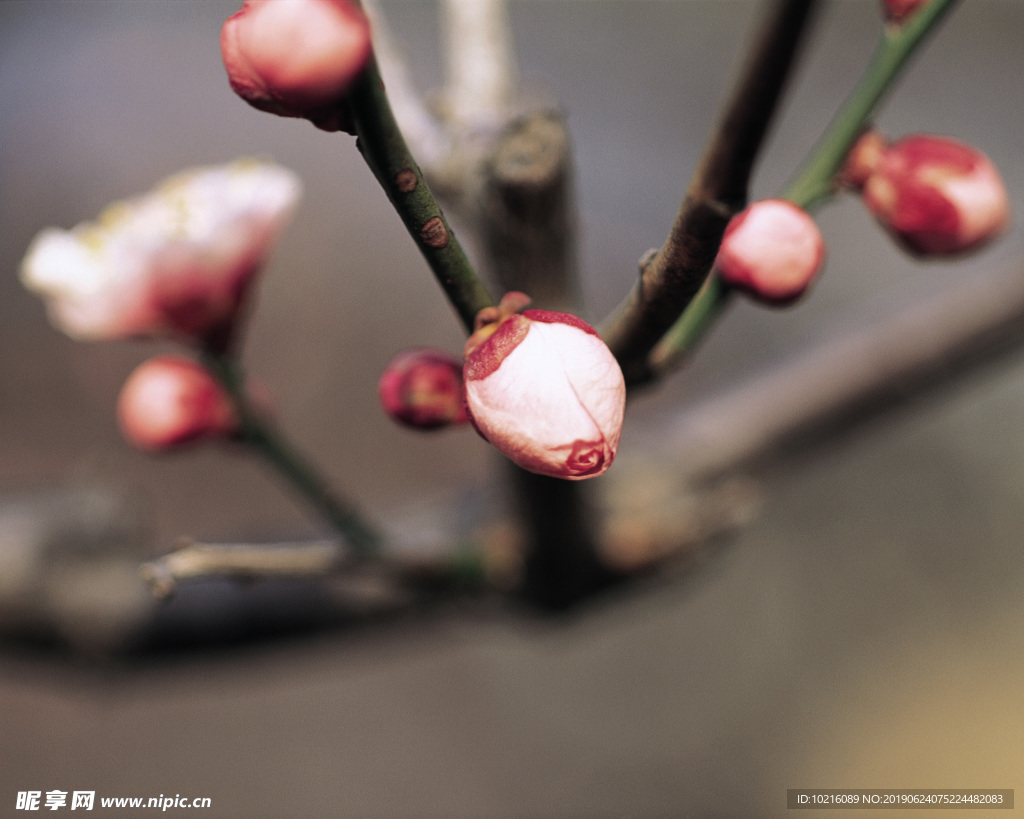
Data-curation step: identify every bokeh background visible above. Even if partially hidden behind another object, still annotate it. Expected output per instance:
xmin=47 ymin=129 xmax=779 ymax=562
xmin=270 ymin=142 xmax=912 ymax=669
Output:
xmin=1 ymin=1 xmax=1022 ymax=816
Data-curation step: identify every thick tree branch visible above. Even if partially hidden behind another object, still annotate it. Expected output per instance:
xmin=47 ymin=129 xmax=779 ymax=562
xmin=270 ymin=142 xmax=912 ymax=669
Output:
xmin=440 ymin=0 xmax=517 ymax=133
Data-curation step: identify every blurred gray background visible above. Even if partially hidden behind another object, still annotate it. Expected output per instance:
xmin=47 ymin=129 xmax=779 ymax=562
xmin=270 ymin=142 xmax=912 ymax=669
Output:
xmin=1 ymin=1 xmax=1022 ymax=816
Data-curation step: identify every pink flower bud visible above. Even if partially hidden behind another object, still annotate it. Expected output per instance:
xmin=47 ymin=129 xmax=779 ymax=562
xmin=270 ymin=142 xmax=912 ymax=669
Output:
xmin=378 ymin=348 xmax=468 ymax=430
xmin=20 ymin=160 xmax=300 ymax=350
xmin=715 ymin=199 xmax=826 ymax=304
xmin=117 ymin=356 xmax=238 ymax=452
xmin=221 ymin=0 xmax=372 ymax=132
xmin=862 ymin=134 xmax=1010 ymax=256
xmin=463 ymin=305 xmax=626 ymax=481
xmin=881 ymin=0 xmax=931 ymax=25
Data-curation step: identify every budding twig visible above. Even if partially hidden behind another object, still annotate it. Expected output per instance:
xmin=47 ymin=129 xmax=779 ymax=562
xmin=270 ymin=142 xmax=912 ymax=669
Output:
xmin=783 ymin=0 xmax=961 ymax=210
xmin=649 ymin=0 xmax=962 ymax=378
xmin=360 ymin=0 xmax=598 ymax=611
xmin=360 ymin=0 xmax=452 ymax=175
xmin=601 ymin=0 xmax=819 ymax=386
xmin=347 ymin=55 xmax=495 ymax=333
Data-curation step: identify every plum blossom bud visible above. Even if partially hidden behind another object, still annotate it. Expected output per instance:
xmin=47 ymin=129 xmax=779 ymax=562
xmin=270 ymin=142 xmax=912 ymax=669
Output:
xmin=221 ymin=0 xmax=372 ymax=132
xmin=378 ymin=348 xmax=468 ymax=430
xmin=881 ymin=0 xmax=931 ymax=25
xmin=463 ymin=295 xmax=626 ymax=480
xmin=20 ymin=159 xmax=300 ymax=350
xmin=117 ymin=356 xmax=238 ymax=452
xmin=862 ymin=134 xmax=1010 ymax=256
xmin=715 ymin=199 xmax=826 ymax=304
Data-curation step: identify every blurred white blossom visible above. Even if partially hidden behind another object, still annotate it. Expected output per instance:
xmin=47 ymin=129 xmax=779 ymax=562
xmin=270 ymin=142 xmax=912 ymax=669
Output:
xmin=21 ymin=159 xmax=301 ymax=348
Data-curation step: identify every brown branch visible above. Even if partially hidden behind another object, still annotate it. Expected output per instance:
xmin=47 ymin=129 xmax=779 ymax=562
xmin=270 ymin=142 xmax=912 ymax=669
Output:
xmin=140 ymin=538 xmax=344 ymax=599
xmin=602 ymin=0 xmax=819 ymax=386
xmin=479 ymin=110 xmax=579 ymax=311
xmin=138 ymin=531 xmax=508 ymax=605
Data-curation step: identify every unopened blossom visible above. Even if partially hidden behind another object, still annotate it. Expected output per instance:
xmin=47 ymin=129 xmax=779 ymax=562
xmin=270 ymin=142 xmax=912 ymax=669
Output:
xmin=716 ymin=199 xmax=826 ymax=304
xmin=378 ymin=348 xmax=468 ymax=430
xmin=463 ymin=294 xmax=626 ymax=481
xmin=117 ymin=356 xmax=238 ymax=452
xmin=862 ymin=134 xmax=1010 ymax=256
xmin=881 ymin=0 xmax=931 ymax=25
xmin=221 ymin=0 xmax=372 ymax=132
xmin=20 ymin=159 xmax=300 ymax=350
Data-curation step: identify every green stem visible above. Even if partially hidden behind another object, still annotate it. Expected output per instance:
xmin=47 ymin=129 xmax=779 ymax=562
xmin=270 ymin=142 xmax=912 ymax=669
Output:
xmin=783 ymin=0 xmax=960 ymax=208
xmin=203 ymin=353 xmax=380 ymax=557
xmin=648 ymin=275 xmax=730 ymax=375
xmin=347 ymin=57 xmax=495 ymax=333
xmin=649 ymin=0 xmax=960 ymax=375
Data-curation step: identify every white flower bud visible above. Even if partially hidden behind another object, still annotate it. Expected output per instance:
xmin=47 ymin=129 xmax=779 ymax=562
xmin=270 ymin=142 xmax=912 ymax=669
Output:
xmin=464 ymin=308 xmax=626 ymax=480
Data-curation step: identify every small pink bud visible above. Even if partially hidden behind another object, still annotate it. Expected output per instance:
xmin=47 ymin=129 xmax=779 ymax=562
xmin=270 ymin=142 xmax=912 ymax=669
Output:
xmin=716 ymin=199 xmax=826 ymax=304
xmin=881 ymin=0 xmax=931 ymax=24
xmin=463 ymin=303 xmax=626 ymax=481
xmin=221 ymin=0 xmax=372 ymax=132
xmin=378 ymin=348 xmax=468 ymax=430
xmin=862 ymin=134 xmax=1010 ymax=256
xmin=117 ymin=356 xmax=238 ymax=452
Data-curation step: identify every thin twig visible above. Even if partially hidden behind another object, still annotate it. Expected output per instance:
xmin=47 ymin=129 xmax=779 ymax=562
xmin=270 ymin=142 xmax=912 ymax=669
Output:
xmin=140 ymin=529 xmax=501 ymax=600
xmin=601 ymin=0 xmax=819 ymax=386
xmin=356 ymin=1 xmax=600 ymax=608
xmin=347 ymin=55 xmax=495 ymax=333
xmin=361 ymin=0 xmax=452 ymax=175
xmin=202 ymin=353 xmax=381 ymax=556
xmin=141 ymin=538 xmax=342 ymax=599
xmin=783 ymin=0 xmax=961 ymax=209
